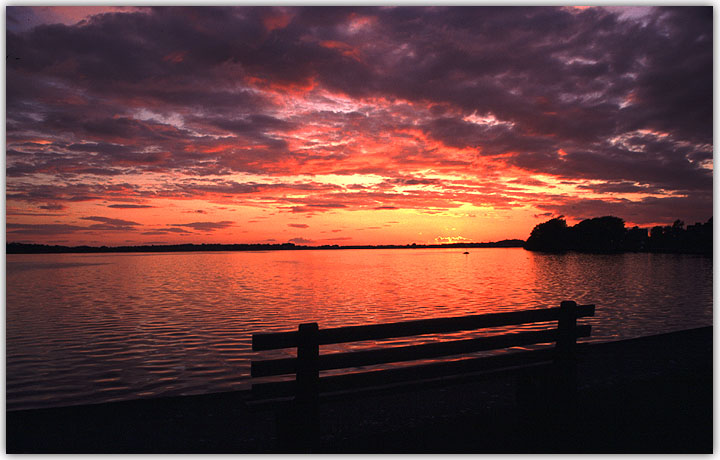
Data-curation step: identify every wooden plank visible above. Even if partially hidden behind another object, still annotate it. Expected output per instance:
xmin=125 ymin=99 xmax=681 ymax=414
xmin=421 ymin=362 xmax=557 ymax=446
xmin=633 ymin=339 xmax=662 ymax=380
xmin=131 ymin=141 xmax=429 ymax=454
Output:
xmin=252 ymin=304 xmax=595 ymax=351
xmin=251 ymin=347 xmax=560 ymax=398
xmin=318 ymin=328 xmax=562 ymax=371
xmin=318 ymin=305 xmax=593 ymax=346
xmin=317 ymin=347 xmax=558 ymax=393
xmin=252 ymin=330 xmax=298 ymax=351
xmin=252 ymin=325 xmax=590 ymax=380
xmin=579 ymin=303 xmax=595 ymax=318
xmin=318 ymin=308 xmax=557 ymax=345
xmin=252 ymin=356 xmax=296 ymax=378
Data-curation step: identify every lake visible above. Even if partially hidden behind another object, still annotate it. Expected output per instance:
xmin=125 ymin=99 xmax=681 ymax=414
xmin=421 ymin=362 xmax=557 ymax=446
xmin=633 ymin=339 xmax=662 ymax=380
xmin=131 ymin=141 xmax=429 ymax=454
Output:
xmin=6 ymin=248 xmax=713 ymax=411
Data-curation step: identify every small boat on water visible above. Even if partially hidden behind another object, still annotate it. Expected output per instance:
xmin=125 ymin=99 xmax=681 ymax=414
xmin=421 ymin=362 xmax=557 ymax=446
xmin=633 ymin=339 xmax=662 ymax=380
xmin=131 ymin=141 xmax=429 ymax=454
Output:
xmin=463 ymin=251 xmax=469 ymax=254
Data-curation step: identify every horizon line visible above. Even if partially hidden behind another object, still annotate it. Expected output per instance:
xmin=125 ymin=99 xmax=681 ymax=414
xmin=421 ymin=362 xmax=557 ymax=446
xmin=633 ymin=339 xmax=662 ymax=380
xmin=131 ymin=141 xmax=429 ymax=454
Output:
xmin=6 ymin=240 xmax=527 ymax=254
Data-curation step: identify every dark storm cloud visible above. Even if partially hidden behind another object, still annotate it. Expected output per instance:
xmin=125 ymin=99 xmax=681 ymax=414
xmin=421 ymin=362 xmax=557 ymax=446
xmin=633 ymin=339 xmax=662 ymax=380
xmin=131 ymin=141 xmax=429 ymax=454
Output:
xmin=5 ymin=6 xmax=712 ymax=226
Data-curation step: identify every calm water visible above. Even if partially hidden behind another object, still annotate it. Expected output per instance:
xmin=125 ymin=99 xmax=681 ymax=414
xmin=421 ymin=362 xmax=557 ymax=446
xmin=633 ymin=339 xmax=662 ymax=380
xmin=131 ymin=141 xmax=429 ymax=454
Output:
xmin=6 ymin=248 xmax=713 ymax=410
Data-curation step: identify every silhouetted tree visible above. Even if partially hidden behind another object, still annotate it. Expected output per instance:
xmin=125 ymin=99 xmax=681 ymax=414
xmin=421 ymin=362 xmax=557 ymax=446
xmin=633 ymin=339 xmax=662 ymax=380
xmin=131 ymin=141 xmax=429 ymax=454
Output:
xmin=684 ymin=218 xmax=713 ymax=254
xmin=623 ymin=226 xmax=649 ymax=252
xmin=648 ymin=218 xmax=712 ymax=254
xmin=570 ymin=216 xmax=626 ymax=253
xmin=524 ymin=217 xmax=570 ymax=252
xmin=525 ymin=216 xmax=711 ymax=254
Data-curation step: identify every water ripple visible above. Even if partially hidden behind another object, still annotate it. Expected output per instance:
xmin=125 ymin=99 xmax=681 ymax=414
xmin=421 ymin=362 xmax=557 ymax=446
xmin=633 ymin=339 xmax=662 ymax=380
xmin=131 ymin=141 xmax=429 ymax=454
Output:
xmin=6 ymin=249 xmax=713 ymax=410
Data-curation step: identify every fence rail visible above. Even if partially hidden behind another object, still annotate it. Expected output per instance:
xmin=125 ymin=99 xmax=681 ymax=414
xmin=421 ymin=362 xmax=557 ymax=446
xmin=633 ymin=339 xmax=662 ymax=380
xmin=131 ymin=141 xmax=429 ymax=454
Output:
xmin=252 ymin=325 xmax=592 ymax=378
xmin=252 ymin=303 xmax=595 ymax=351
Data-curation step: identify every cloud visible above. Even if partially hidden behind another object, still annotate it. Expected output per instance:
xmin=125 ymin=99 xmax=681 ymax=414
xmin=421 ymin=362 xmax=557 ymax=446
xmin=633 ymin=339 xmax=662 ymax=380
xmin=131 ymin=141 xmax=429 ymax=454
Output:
xmin=287 ymin=223 xmax=309 ymax=228
xmin=7 ymin=223 xmax=86 ymax=235
xmin=169 ymin=221 xmax=235 ymax=232
xmin=79 ymin=215 xmax=141 ymax=231
xmin=5 ymin=6 xmax=712 ymax=243
xmin=39 ymin=203 xmax=66 ymax=210
xmin=289 ymin=203 xmax=348 ymax=213
xmin=289 ymin=237 xmax=315 ymax=244
xmin=81 ymin=216 xmax=140 ymax=226
xmin=7 ymin=217 xmax=140 ymax=236
xmin=535 ymin=193 xmax=713 ymax=226
xmin=108 ymin=204 xmax=154 ymax=208
xmin=142 ymin=227 xmax=192 ymax=235
xmin=435 ymin=236 xmax=471 ymax=244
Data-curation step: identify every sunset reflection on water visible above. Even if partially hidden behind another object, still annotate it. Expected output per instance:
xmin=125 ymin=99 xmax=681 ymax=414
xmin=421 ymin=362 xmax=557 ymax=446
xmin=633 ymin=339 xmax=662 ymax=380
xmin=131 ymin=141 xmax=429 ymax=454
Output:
xmin=6 ymin=248 xmax=712 ymax=410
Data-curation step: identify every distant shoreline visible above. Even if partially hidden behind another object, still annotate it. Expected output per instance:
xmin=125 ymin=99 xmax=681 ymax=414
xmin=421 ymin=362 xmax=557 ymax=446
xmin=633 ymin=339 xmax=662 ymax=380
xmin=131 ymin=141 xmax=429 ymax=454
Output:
xmin=6 ymin=240 xmax=526 ymax=255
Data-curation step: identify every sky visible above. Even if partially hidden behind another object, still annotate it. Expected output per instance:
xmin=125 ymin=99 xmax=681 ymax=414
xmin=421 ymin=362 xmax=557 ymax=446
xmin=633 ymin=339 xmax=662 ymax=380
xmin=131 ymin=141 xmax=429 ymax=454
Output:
xmin=5 ymin=6 xmax=713 ymax=246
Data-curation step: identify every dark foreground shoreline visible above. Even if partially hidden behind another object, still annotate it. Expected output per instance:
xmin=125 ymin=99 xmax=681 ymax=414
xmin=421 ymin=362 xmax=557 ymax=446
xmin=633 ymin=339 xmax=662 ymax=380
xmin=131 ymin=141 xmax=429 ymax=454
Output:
xmin=6 ymin=327 xmax=712 ymax=453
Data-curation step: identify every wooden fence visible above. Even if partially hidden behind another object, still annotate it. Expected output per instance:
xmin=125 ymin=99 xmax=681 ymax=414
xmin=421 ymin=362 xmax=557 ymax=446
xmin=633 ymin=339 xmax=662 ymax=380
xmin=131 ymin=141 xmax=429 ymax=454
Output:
xmin=252 ymin=301 xmax=595 ymax=401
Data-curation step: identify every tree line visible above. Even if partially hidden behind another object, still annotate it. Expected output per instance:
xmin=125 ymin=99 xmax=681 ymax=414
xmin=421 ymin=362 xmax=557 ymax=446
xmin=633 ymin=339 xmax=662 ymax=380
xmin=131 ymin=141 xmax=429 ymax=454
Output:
xmin=524 ymin=216 xmax=712 ymax=254
xmin=5 ymin=240 xmax=525 ymax=254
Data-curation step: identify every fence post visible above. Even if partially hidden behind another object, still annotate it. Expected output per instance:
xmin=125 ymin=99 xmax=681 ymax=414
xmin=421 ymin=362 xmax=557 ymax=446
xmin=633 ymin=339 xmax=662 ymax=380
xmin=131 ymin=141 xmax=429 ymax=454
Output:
xmin=556 ymin=300 xmax=577 ymax=362
xmin=294 ymin=322 xmax=319 ymax=451
xmin=554 ymin=300 xmax=579 ymax=431
xmin=297 ymin=322 xmax=320 ymax=402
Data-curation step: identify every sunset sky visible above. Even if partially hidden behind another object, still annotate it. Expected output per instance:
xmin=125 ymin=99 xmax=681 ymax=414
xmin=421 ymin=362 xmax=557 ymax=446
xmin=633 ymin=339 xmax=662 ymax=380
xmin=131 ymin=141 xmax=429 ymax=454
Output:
xmin=6 ymin=6 xmax=713 ymax=246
